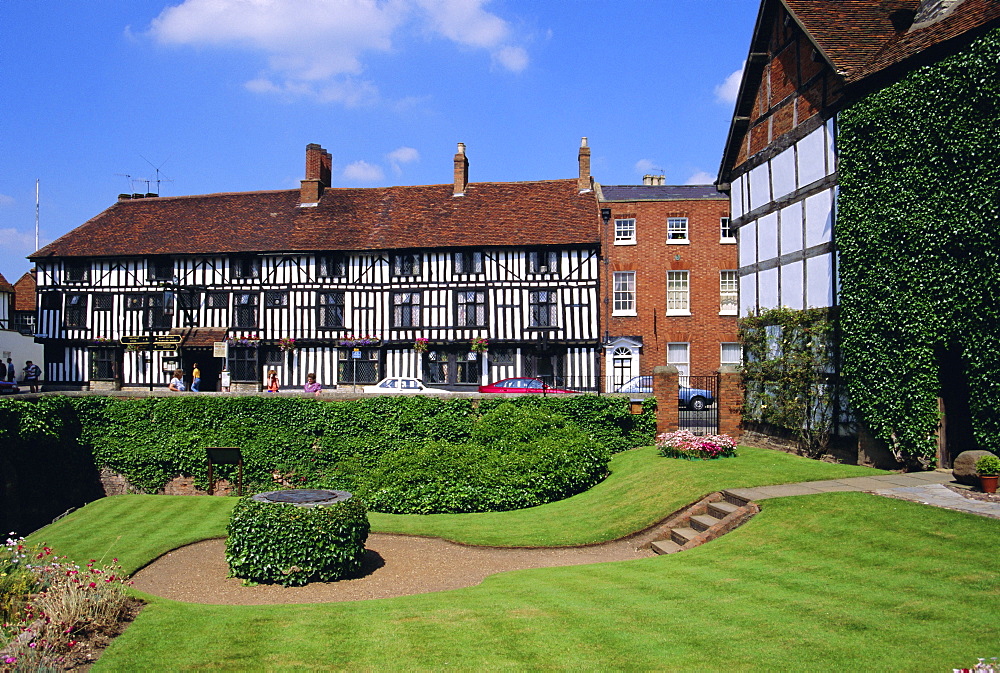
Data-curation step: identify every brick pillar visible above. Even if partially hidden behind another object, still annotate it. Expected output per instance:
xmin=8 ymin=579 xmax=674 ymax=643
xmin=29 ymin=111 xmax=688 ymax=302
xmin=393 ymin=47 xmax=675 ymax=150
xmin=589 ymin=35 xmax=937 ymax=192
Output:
xmin=578 ymin=137 xmax=592 ymax=192
xmin=717 ymin=364 xmax=743 ymax=439
xmin=454 ymin=143 xmax=469 ymax=196
xmin=653 ymin=365 xmax=678 ymax=435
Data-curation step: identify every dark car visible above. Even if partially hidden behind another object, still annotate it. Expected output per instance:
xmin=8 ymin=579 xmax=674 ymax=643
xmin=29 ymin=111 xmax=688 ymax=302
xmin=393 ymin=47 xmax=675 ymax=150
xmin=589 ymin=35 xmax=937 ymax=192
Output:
xmin=615 ymin=375 xmax=715 ymax=410
xmin=479 ymin=378 xmax=579 ymax=394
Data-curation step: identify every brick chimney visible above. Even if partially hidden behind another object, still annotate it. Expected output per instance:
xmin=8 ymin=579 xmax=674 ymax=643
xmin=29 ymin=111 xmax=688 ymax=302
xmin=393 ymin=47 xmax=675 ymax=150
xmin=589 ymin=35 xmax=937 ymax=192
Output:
xmin=301 ymin=143 xmax=332 ymax=204
xmin=578 ymin=137 xmax=592 ymax=192
xmin=643 ymin=174 xmax=665 ymax=186
xmin=453 ymin=143 xmax=468 ymax=196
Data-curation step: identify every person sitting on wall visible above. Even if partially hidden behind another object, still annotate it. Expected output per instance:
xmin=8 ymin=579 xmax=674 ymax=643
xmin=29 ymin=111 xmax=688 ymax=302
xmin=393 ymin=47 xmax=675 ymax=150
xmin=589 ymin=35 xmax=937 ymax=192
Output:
xmin=303 ymin=373 xmax=322 ymax=396
xmin=168 ymin=368 xmax=187 ymax=392
xmin=266 ymin=369 xmax=280 ymax=392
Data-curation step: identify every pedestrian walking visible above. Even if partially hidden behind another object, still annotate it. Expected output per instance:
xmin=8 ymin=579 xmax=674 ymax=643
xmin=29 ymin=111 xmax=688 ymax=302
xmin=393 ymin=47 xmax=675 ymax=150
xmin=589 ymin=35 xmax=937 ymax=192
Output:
xmin=191 ymin=363 xmax=201 ymax=392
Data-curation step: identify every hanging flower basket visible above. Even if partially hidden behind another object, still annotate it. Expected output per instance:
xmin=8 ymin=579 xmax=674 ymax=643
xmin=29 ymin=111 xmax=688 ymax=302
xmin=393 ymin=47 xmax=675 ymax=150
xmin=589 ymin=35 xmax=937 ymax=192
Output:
xmin=227 ymin=334 xmax=261 ymax=348
xmin=338 ymin=335 xmax=381 ymax=347
xmin=413 ymin=337 xmax=429 ymax=353
xmin=470 ymin=337 xmax=489 ymax=353
xmin=278 ymin=337 xmax=297 ymax=352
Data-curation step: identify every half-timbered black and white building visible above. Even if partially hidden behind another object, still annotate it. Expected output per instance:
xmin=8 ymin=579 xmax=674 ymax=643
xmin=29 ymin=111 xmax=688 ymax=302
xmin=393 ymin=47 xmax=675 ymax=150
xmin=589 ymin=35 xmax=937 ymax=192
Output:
xmin=29 ymin=141 xmax=602 ymax=391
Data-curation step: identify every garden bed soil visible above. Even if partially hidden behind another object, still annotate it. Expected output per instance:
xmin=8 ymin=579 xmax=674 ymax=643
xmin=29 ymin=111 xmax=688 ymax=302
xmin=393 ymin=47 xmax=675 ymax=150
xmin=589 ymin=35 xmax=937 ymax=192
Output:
xmin=131 ymin=532 xmax=656 ymax=606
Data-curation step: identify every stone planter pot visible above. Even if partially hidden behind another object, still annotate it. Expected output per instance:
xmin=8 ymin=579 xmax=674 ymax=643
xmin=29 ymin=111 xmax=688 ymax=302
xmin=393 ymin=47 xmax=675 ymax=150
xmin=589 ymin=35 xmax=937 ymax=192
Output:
xmin=980 ymin=475 xmax=999 ymax=494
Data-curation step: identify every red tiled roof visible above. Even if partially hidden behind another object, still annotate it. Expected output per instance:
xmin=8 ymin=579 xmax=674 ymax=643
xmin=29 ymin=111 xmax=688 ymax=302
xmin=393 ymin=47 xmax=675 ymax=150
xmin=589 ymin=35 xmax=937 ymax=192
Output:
xmin=13 ymin=271 xmax=35 ymax=311
xmin=0 ymin=273 xmax=13 ymax=294
xmin=32 ymin=179 xmax=600 ymax=259
xmin=169 ymin=327 xmax=229 ymax=348
xmin=784 ymin=0 xmax=1000 ymax=83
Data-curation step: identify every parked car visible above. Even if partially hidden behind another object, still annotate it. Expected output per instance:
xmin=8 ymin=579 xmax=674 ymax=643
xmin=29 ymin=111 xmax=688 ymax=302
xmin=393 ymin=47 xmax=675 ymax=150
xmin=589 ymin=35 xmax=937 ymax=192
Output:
xmin=362 ymin=377 xmax=447 ymax=394
xmin=0 ymin=380 xmax=20 ymax=395
xmin=614 ymin=375 xmax=715 ymax=410
xmin=478 ymin=378 xmax=579 ymax=394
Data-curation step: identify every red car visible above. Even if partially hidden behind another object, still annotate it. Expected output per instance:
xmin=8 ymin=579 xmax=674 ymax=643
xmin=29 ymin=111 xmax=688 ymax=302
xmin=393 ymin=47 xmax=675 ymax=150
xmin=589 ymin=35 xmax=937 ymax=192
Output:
xmin=478 ymin=378 xmax=579 ymax=394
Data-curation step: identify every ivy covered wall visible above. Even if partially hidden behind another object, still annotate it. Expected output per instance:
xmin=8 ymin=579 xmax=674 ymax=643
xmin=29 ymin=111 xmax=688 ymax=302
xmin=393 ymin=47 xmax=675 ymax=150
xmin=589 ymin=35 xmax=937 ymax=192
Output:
xmin=837 ymin=28 xmax=1000 ymax=465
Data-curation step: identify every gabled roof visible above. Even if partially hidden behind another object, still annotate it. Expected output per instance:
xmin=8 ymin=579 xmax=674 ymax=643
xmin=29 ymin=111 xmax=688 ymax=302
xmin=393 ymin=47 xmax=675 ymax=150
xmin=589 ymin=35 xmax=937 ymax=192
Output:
xmin=718 ymin=0 xmax=1000 ymax=182
xmin=785 ymin=0 xmax=1000 ymax=83
xmin=0 ymin=272 xmax=13 ymax=294
xmin=31 ymin=179 xmax=600 ymax=260
xmin=13 ymin=271 xmax=35 ymax=311
xmin=599 ymin=185 xmax=726 ymax=202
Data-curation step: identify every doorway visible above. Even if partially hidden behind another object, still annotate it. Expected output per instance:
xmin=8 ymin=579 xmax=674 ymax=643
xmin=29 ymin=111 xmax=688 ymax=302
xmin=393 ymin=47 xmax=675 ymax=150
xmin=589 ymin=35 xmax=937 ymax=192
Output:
xmin=184 ymin=349 xmax=222 ymax=392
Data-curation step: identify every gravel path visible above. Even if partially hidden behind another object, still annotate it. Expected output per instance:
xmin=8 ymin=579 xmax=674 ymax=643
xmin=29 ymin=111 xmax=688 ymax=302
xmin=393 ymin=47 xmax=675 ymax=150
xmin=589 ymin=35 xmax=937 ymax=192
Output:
xmin=130 ymin=533 xmax=656 ymax=605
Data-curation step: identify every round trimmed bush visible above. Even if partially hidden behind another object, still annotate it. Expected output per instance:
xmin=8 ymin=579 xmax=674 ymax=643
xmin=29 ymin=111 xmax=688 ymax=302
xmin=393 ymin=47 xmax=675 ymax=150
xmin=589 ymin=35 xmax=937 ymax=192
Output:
xmin=225 ymin=495 xmax=369 ymax=587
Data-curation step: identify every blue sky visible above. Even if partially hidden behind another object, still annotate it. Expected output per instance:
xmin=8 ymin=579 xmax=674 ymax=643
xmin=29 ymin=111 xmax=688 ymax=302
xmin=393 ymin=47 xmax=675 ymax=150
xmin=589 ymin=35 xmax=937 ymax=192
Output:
xmin=0 ymin=0 xmax=758 ymax=281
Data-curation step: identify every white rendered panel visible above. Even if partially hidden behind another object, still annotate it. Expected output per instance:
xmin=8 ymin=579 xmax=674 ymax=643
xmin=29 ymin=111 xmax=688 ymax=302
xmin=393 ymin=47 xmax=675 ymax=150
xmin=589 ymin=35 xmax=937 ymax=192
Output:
xmin=749 ymin=163 xmax=770 ymax=212
xmin=806 ymin=253 xmax=834 ymax=308
xmin=779 ymin=201 xmax=803 ymax=255
xmin=826 ymin=117 xmax=837 ymax=174
xmin=738 ymin=219 xmax=757 ymax=267
xmin=770 ymin=148 xmax=796 ymax=201
xmin=740 ymin=273 xmax=757 ymax=317
xmin=730 ymin=176 xmax=745 ymax=219
xmin=782 ymin=260 xmax=804 ymax=310
xmin=797 ymin=125 xmax=828 ymax=187
xmin=758 ymin=267 xmax=779 ymax=311
xmin=758 ymin=212 xmax=778 ymax=261
xmin=805 ymin=190 xmax=834 ymax=248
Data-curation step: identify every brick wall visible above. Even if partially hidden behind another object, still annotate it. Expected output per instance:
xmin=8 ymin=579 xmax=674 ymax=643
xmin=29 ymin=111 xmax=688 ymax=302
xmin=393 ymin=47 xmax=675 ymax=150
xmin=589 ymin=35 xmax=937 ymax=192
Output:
xmin=601 ymin=196 xmax=738 ymax=378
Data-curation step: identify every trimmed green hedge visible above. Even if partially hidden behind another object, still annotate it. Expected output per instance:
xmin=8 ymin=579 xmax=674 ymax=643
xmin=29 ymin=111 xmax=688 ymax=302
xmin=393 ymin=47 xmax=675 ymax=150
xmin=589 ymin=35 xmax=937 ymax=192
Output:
xmin=226 ymin=496 xmax=369 ymax=586
xmin=0 ymin=394 xmax=654 ymax=517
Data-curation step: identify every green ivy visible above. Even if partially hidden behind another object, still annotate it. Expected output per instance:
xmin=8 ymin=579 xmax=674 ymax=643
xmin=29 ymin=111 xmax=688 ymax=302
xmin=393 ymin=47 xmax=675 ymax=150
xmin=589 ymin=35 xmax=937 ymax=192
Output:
xmin=738 ymin=307 xmax=837 ymax=455
xmin=837 ymin=27 xmax=1000 ymax=466
xmin=226 ymin=496 xmax=369 ymax=586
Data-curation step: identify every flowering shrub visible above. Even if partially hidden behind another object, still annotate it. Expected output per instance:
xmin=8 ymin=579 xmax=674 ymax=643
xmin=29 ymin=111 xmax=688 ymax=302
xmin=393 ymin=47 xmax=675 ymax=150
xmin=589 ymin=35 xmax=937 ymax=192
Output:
xmin=470 ymin=337 xmax=489 ymax=353
xmin=278 ymin=337 xmax=297 ymax=352
xmin=656 ymin=430 xmax=737 ymax=460
xmin=0 ymin=539 xmax=135 ymax=670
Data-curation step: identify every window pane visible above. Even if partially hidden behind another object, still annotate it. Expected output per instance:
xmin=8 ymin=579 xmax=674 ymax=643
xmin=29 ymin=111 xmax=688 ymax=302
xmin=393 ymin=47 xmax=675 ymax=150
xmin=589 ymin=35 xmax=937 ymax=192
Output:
xmin=721 ymin=342 xmax=743 ymax=366
xmin=720 ymin=217 xmax=734 ymax=239
xmin=613 ymin=272 xmax=636 ymax=313
xmin=614 ymin=218 xmax=635 ymax=243
xmin=319 ymin=292 xmax=345 ymax=328
xmin=667 ymin=218 xmax=688 ymax=240
xmin=667 ymin=271 xmax=689 ymax=312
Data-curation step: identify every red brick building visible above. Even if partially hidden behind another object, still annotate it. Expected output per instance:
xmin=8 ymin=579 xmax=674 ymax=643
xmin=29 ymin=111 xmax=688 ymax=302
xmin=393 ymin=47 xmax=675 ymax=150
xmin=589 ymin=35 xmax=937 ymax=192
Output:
xmin=596 ymin=179 xmax=737 ymax=391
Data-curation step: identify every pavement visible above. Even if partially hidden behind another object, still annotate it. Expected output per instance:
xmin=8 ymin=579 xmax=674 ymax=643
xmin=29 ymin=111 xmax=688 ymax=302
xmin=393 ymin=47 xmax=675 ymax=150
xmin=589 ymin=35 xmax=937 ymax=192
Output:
xmin=725 ymin=471 xmax=1000 ymax=519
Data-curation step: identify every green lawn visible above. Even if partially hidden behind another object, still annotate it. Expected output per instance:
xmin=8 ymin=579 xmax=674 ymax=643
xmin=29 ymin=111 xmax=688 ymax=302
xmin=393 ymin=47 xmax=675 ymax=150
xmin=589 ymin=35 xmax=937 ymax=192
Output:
xmin=29 ymin=447 xmax=1000 ymax=670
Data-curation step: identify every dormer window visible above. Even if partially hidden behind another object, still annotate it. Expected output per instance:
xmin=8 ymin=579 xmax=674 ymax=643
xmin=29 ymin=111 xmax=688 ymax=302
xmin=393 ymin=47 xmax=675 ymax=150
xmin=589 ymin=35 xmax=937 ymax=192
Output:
xmin=231 ymin=255 xmax=260 ymax=279
xmin=65 ymin=262 xmax=90 ymax=283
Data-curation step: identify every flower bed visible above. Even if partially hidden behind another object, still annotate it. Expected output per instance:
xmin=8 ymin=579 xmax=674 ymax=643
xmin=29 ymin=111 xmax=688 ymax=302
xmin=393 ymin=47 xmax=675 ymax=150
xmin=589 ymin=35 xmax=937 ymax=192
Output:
xmin=656 ymin=430 xmax=737 ymax=460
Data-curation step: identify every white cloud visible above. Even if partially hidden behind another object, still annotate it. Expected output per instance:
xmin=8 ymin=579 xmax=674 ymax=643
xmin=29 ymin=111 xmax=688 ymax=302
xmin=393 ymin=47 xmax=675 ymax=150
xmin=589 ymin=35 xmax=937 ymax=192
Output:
xmin=684 ymin=171 xmax=715 ymax=185
xmin=387 ymin=146 xmax=420 ymax=174
xmin=634 ymin=159 xmax=658 ymax=175
xmin=0 ymin=194 xmax=15 ymax=207
xmin=714 ymin=64 xmax=744 ymax=105
xmin=148 ymin=0 xmax=529 ymax=102
xmin=342 ymin=160 xmax=385 ymax=183
xmin=0 ymin=227 xmax=38 ymax=259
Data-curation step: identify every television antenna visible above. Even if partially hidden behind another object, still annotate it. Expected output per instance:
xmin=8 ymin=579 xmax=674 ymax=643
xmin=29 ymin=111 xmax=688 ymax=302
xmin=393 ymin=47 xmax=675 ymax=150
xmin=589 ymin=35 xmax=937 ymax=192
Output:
xmin=140 ymin=155 xmax=174 ymax=195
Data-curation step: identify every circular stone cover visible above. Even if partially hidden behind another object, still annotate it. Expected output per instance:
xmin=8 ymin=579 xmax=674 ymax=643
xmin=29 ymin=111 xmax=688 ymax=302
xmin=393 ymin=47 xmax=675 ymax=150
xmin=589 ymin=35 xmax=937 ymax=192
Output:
xmin=251 ymin=489 xmax=352 ymax=507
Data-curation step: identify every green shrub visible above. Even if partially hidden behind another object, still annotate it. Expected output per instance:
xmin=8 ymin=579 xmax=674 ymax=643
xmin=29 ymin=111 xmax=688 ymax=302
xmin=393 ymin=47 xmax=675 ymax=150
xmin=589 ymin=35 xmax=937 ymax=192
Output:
xmin=226 ymin=496 xmax=369 ymax=587
xmin=974 ymin=453 xmax=1000 ymax=476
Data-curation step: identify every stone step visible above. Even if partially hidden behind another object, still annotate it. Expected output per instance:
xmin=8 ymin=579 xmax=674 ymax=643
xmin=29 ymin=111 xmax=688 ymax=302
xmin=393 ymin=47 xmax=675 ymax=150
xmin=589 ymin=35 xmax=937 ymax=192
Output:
xmin=690 ymin=514 xmax=721 ymax=533
xmin=650 ymin=539 xmax=683 ymax=555
xmin=671 ymin=526 xmax=699 ymax=546
xmin=708 ymin=500 xmax=740 ymax=519
xmin=721 ymin=490 xmax=751 ymax=507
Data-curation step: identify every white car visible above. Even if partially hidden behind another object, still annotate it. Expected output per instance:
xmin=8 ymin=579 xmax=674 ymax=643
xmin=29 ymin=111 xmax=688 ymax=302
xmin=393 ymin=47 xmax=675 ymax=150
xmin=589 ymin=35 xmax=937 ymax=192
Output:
xmin=362 ymin=376 xmax=447 ymax=394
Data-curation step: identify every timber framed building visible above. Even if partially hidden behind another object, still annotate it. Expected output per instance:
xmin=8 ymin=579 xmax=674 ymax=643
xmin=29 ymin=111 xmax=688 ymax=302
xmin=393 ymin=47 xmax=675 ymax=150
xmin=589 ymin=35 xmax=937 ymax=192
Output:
xmin=30 ymin=141 xmax=602 ymax=392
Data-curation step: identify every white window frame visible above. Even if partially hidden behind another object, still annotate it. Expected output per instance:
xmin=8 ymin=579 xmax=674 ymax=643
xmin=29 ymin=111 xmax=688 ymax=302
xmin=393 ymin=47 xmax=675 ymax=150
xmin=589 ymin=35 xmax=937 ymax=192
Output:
xmin=720 ymin=270 xmax=738 ymax=315
xmin=666 ymin=271 xmax=690 ymax=316
xmin=721 ymin=342 xmax=743 ymax=367
xmin=614 ymin=218 xmax=636 ymax=245
xmin=667 ymin=343 xmax=690 ymax=379
xmin=667 ymin=217 xmax=689 ymax=243
xmin=720 ymin=217 xmax=735 ymax=243
xmin=612 ymin=271 xmax=637 ymax=316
